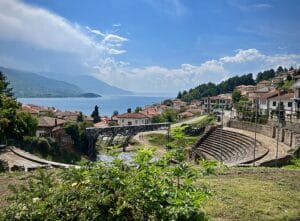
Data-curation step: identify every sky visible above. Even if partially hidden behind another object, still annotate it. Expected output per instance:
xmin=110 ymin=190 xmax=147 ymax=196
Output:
xmin=0 ymin=0 xmax=300 ymax=94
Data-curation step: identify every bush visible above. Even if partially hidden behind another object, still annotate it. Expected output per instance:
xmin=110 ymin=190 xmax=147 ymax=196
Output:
xmin=3 ymin=149 xmax=208 ymax=221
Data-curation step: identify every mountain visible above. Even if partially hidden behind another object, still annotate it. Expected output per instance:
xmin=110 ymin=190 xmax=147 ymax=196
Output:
xmin=0 ymin=67 xmax=133 ymax=97
xmin=40 ymin=73 xmax=133 ymax=95
xmin=0 ymin=67 xmax=84 ymax=98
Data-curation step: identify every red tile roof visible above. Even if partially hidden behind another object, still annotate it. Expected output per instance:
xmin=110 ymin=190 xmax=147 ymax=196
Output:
xmin=271 ymin=93 xmax=294 ymax=101
xmin=259 ymin=90 xmax=279 ymax=99
xmin=117 ymin=112 xmax=149 ymax=119
xmin=38 ymin=117 xmax=65 ymax=127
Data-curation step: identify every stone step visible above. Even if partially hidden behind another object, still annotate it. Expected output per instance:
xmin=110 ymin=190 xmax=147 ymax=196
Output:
xmin=204 ymin=136 xmax=249 ymax=156
xmin=196 ymin=144 xmax=232 ymax=161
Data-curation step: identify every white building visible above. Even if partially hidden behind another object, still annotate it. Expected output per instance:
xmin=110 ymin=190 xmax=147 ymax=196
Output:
xmin=116 ymin=113 xmax=150 ymax=126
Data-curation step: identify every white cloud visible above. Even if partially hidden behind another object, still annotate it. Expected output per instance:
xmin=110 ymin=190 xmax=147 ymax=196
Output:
xmin=93 ymin=49 xmax=300 ymax=93
xmin=85 ymin=26 xmax=105 ymax=37
xmin=0 ymin=0 xmax=299 ymax=94
xmin=220 ymin=49 xmax=264 ymax=63
xmin=0 ymin=0 xmax=127 ymax=72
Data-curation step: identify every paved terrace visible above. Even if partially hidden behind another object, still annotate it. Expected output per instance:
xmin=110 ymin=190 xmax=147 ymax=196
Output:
xmin=0 ymin=146 xmax=79 ymax=172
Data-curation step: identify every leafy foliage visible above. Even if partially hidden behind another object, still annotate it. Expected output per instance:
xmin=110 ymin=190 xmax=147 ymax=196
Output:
xmin=0 ymin=72 xmax=38 ymax=143
xmin=151 ymin=108 xmax=178 ymax=123
xmin=256 ymin=69 xmax=276 ymax=82
xmin=179 ymin=73 xmax=255 ymax=102
xmin=64 ymin=121 xmax=94 ymax=155
xmin=2 ymin=150 xmax=209 ymax=221
xmin=91 ymin=105 xmax=101 ymax=123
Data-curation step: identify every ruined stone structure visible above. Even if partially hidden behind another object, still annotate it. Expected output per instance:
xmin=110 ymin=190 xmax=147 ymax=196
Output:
xmin=86 ymin=123 xmax=171 ymax=160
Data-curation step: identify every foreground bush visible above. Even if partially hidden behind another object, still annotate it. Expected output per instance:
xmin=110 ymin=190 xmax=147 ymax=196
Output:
xmin=2 ymin=149 xmax=208 ymax=221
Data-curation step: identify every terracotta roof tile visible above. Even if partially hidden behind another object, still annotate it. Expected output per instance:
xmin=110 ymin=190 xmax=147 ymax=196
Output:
xmin=117 ymin=112 xmax=149 ymax=119
xmin=38 ymin=117 xmax=65 ymax=127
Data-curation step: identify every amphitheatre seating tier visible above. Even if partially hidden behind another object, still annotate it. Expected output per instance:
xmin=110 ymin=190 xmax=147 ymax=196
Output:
xmin=193 ymin=127 xmax=269 ymax=165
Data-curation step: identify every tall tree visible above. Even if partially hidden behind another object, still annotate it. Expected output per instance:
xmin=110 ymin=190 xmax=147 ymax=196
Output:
xmin=135 ymin=107 xmax=142 ymax=113
xmin=77 ymin=112 xmax=84 ymax=122
xmin=91 ymin=105 xmax=101 ymax=123
xmin=0 ymin=72 xmax=37 ymax=143
xmin=127 ymin=108 xmax=132 ymax=113
xmin=0 ymin=71 xmax=13 ymax=97
xmin=112 ymin=110 xmax=119 ymax=116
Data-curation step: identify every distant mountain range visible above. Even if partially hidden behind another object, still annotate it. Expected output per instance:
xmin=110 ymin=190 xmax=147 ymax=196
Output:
xmin=0 ymin=67 xmax=132 ymax=98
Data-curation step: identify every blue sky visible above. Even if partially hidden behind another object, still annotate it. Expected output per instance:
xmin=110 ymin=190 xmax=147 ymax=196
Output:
xmin=0 ymin=0 xmax=300 ymax=93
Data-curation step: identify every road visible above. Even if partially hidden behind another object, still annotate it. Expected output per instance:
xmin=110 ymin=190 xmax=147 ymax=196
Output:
xmin=133 ymin=115 xmax=207 ymax=148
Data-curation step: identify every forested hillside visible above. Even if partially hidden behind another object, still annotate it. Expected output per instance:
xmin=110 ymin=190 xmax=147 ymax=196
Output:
xmin=178 ymin=73 xmax=255 ymax=102
xmin=178 ymin=66 xmax=300 ymax=102
xmin=0 ymin=67 xmax=83 ymax=97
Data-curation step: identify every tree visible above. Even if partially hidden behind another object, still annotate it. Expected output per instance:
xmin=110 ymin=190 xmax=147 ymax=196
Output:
xmin=112 ymin=110 xmax=119 ymax=116
xmin=256 ymin=69 xmax=275 ymax=82
xmin=0 ymin=73 xmax=37 ymax=143
xmin=0 ymin=71 xmax=13 ymax=97
xmin=91 ymin=105 xmax=101 ymax=123
xmin=232 ymin=89 xmax=242 ymax=105
xmin=134 ymin=106 xmax=142 ymax=113
xmin=77 ymin=112 xmax=84 ymax=122
xmin=162 ymin=99 xmax=173 ymax=106
xmin=177 ymin=91 xmax=182 ymax=99
xmin=127 ymin=108 xmax=132 ymax=113
xmin=276 ymin=66 xmax=284 ymax=75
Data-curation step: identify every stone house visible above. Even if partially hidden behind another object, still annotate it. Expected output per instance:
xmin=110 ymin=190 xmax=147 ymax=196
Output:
xmin=36 ymin=116 xmax=73 ymax=147
xmin=116 ymin=113 xmax=150 ymax=126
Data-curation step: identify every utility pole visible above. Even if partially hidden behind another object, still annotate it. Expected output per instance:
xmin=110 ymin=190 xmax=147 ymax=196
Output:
xmin=220 ymin=104 xmax=224 ymax=162
xmin=275 ymin=94 xmax=281 ymax=167
xmin=253 ymin=99 xmax=258 ymax=166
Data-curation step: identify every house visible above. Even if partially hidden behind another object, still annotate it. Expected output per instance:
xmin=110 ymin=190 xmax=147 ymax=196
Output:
xmin=28 ymin=104 xmax=55 ymax=116
xmin=116 ymin=113 xmax=150 ymax=126
xmin=257 ymin=80 xmax=271 ymax=89
xmin=36 ymin=116 xmax=66 ymax=137
xmin=235 ymin=85 xmax=257 ymax=96
xmin=54 ymin=111 xmax=81 ymax=121
xmin=140 ymin=107 xmax=161 ymax=118
xmin=20 ymin=105 xmax=39 ymax=118
xmin=172 ymin=99 xmax=187 ymax=110
xmin=36 ymin=116 xmax=73 ymax=147
xmin=268 ymin=93 xmax=294 ymax=118
xmin=177 ymin=111 xmax=193 ymax=119
xmin=257 ymin=90 xmax=279 ymax=115
xmin=201 ymin=94 xmax=232 ymax=113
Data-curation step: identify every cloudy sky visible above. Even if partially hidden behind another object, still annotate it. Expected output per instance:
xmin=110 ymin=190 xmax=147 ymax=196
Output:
xmin=0 ymin=0 xmax=300 ymax=94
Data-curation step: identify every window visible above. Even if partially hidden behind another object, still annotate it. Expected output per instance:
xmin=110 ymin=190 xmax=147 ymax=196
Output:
xmin=273 ymin=101 xmax=276 ymax=107
xmin=122 ymin=119 xmax=124 ymax=123
xmin=135 ymin=120 xmax=138 ymax=124
xmin=288 ymin=102 xmax=292 ymax=107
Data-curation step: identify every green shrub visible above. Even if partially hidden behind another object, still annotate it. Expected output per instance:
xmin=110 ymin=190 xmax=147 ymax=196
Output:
xmin=3 ymin=149 xmax=208 ymax=221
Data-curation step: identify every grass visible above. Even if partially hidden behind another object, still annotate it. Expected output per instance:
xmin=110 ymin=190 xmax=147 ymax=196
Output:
xmin=146 ymin=133 xmax=170 ymax=147
xmin=0 ymin=167 xmax=300 ymax=220
xmin=201 ymin=167 xmax=300 ymax=221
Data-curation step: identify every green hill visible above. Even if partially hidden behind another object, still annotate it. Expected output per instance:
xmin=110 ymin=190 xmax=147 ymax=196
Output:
xmin=0 ymin=67 xmax=84 ymax=98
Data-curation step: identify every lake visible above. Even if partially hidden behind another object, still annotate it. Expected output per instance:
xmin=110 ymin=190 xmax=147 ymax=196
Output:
xmin=18 ymin=95 xmax=171 ymax=116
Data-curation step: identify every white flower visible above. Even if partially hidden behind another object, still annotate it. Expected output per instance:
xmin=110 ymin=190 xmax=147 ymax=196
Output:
xmin=33 ymin=197 xmax=40 ymax=203
xmin=71 ymin=182 xmax=77 ymax=187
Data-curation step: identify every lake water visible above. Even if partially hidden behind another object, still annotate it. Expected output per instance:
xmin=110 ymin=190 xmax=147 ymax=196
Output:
xmin=18 ymin=95 xmax=170 ymax=116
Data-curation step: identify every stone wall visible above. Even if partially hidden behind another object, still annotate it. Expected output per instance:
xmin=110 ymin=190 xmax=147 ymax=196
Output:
xmin=227 ymin=120 xmax=274 ymax=138
xmin=228 ymin=120 xmax=300 ymax=151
